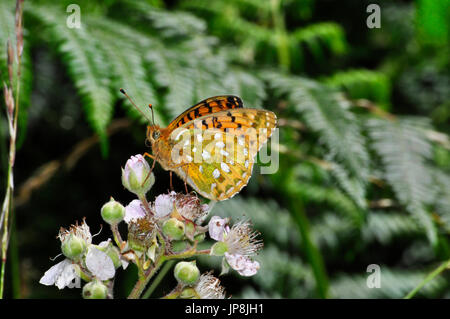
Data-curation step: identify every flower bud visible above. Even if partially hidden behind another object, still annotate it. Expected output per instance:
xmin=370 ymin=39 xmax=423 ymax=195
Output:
xmin=61 ymin=234 xmax=87 ymax=260
xmin=82 ymin=280 xmax=108 ymax=299
xmin=194 ymin=232 xmax=206 ymax=243
xmin=171 ymin=240 xmax=189 ymax=253
xmin=121 ymin=155 xmax=154 ymax=196
xmin=210 ymin=241 xmax=228 ymax=256
xmin=101 ymin=198 xmax=125 ymax=225
xmin=174 ymin=261 xmax=200 ymax=286
xmin=179 ymin=287 xmax=198 ymax=299
xmin=162 ymin=218 xmax=185 ymax=240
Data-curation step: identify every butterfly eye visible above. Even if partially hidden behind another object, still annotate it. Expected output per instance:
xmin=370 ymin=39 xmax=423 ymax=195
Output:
xmin=152 ymin=131 xmax=160 ymax=140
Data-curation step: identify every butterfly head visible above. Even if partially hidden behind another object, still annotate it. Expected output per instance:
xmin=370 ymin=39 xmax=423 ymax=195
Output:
xmin=146 ymin=125 xmax=162 ymax=145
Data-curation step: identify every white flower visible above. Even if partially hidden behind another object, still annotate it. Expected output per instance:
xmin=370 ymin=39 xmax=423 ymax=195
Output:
xmin=224 ymin=253 xmax=259 ymax=277
xmin=39 ymin=259 xmax=78 ymax=289
xmin=154 ymin=193 xmax=174 ymax=218
xmin=124 ymin=199 xmax=146 ymax=223
xmin=209 ymin=217 xmax=262 ymax=277
xmin=194 ymin=272 xmax=226 ymax=299
xmin=208 ymin=216 xmax=229 ymax=241
xmin=85 ymin=246 xmax=115 ymax=281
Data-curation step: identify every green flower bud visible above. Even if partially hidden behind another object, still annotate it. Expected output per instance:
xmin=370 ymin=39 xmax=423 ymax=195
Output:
xmin=172 ymin=240 xmax=189 ymax=252
xmin=61 ymin=234 xmax=87 ymax=260
xmin=174 ymin=261 xmax=200 ymax=286
xmin=121 ymin=155 xmax=155 ymax=196
xmin=162 ymin=218 xmax=185 ymax=240
xmin=82 ymin=280 xmax=108 ymax=299
xmin=193 ymin=232 xmax=206 ymax=243
xmin=210 ymin=241 xmax=228 ymax=256
xmin=101 ymin=198 xmax=125 ymax=225
xmin=179 ymin=287 xmax=199 ymax=299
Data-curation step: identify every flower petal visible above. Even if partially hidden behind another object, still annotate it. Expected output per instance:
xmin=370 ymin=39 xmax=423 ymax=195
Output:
xmin=39 ymin=259 xmax=72 ymax=287
xmin=208 ymin=216 xmax=228 ymax=241
xmin=55 ymin=262 xmax=78 ymax=289
xmin=86 ymin=247 xmax=115 ymax=281
xmin=154 ymin=194 xmax=174 ymax=218
xmin=124 ymin=199 xmax=146 ymax=223
xmin=126 ymin=155 xmax=150 ymax=182
xmin=224 ymin=253 xmax=259 ymax=277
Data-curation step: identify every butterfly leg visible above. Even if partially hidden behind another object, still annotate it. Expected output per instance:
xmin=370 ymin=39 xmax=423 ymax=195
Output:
xmin=169 ymin=171 xmax=174 ymax=191
xmin=183 ymin=165 xmax=189 ymax=194
xmin=171 ymin=162 xmax=190 ymax=194
xmin=143 ymin=152 xmax=156 ymax=160
xmin=141 ymin=153 xmax=157 ymax=187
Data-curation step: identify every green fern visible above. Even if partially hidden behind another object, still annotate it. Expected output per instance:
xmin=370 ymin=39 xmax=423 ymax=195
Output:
xmin=263 ymin=71 xmax=369 ymax=208
xmin=28 ymin=5 xmax=114 ymax=153
xmin=368 ymin=117 xmax=437 ymax=244
xmin=323 ymin=69 xmax=391 ymax=109
xmin=85 ymin=17 xmax=161 ymax=124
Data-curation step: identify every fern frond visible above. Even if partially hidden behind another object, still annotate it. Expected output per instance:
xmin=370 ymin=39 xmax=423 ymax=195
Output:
xmin=368 ymin=117 xmax=437 ymax=244
xmin=323 ymin=69 xmax=391 ymax=108
xmin=126 ymin=1 xmax=206 ymax=38
xmin=251 ymin=245 xmax=311 ymax=298
xmin=85 ymin=17 xmax=161 ymax=124
xmin=28 ymin=5 xmax=114 ymax=147
xmin=311 ymin=213 xmax=356 ymax=250
xmin=430 ymin=169 xmax=450 ymax=233
xmin=288 ymin=178 xmax=364 ymax=225
xmin=263 ymin=71 xmax=369 ymax=208
xmin=223 ymin=68 xmax=267 ymax=109
xmin=363 ymin=211 xmax=424 ymax=245
xmin=291 ymin=22 xmax=347 ymax=66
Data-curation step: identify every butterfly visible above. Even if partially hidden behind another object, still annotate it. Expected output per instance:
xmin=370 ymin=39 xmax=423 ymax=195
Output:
xmin=121 ymin=91 xmax=277 ymax=201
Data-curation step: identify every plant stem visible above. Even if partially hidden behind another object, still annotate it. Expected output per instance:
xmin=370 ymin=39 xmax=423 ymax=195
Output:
xmin=0 ymin=36 xmax=22 ymax=301
xmin=142 ymin=260 xmax=174 ymax=299
xmin=111 ymin=224 xmax=123 ymax=247
xmin=404 ymin=259 xmax=450 ymax=299
xmin=270 ymin=0 xmax=290 ymax=70
xmin=287 ymin=192 xmax=329 ymax=298
xmin=128 ymin=256 xmax=165 ymax=299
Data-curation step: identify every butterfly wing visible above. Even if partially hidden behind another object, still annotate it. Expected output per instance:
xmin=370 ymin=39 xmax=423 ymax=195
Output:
xmin=167 ymin=95 xmax=244 ymax=131
xmin=167 ymin=109 xmax=277 ymax=200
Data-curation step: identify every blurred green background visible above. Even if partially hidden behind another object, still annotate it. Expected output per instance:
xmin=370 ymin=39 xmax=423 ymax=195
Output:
xmin=0 ymin=0 xmax=449 ymax=298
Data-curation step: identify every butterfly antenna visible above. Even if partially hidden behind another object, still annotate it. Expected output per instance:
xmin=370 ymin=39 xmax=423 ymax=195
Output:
xmin=148 ymin=104 xmax=155 ymax=126
xmin=120 ymin=88 xmax=152 ymax=123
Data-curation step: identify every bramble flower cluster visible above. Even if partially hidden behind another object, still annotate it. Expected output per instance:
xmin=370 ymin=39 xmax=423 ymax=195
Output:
xmin=40 ymin=154 xmax=263 ymax=299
